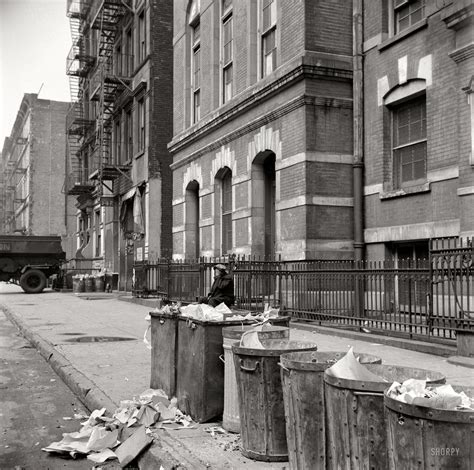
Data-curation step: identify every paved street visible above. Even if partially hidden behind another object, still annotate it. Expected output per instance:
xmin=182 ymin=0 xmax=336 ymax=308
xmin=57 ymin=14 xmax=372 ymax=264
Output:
xmin=0 ymin=282 xmax=472 ymax=469
xmin=0 ymin=310 xmax=93 ymax=469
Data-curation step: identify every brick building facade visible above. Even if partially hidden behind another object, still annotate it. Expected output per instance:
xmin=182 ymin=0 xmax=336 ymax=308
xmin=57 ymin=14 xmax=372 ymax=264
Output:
xmin=0 ymin=94 xmax=73 ymax=237
xmin=363 ymin=0 xmax=473 ymax=261
xmin=170 ymin=0 xmax=355 ymax=260
xmin=64 ymin=0 xmax=173 ymax=289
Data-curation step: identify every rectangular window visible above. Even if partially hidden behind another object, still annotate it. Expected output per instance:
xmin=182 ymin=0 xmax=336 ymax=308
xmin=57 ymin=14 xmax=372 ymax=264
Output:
xmin=392 ymin=96 xmax=427 ymax=188
xmin=125 ymin=109 xmax=133 ymax=160
xmin=138 ymin=98 xmax=145 ymax=152
xmin=222 ymin=4 xmax=233 ymax=103
xmin=261 ymin=0 xmax=276 ymax=77
xmin=394 ymin=0 xmax=425 ymax=34
xmin=138 ymin=11 xmax=146 ymax=63
xmin=192 ymin=23 xmax=201 ymax=123
xmin=114 ymin=119 xmax=122 ymax=164
xmin=95 ymin=210 xmax=101 ymax=257
xmin=115 ymin=45 xmax=122 ymax=76
xmin=125 ymin=28 xmax=133 ymax=75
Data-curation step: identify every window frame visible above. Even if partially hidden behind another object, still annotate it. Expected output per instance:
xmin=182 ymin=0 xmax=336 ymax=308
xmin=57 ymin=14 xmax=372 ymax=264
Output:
xmin=191 ymin=22 xmax=201 ymax=123
xmin=138 ymin=10 xmax=146 ymax=64
xmin=393 ymin=0 xmax=425 ymax=35
xmin=391 ymin=95 xmax=427 ymax=189
xmin=261 ymin=0 xmax=277 ymax=78
xmin=124 ymin=107 xmax=133 ymax=161
xmin=137 ymin=97 xmax=146 ymax=152
xmin=221 ymin=0 xmax=233 ymax=104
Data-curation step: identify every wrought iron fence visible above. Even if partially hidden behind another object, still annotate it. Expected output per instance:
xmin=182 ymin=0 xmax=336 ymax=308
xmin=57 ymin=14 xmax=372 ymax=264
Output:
xmin=133 ymin=241 xmax=474 ymax=343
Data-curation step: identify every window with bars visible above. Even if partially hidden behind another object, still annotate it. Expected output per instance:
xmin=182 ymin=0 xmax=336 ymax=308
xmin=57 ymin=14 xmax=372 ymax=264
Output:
xmin=221 ymin=169 xmax=232 ymax=254
xmin=192 ymin=23 xmax=201 ymax=123
xmin=222 ymin=0 xmax=233 ymax=103
xmin=261 ymin=0 xmax=277 ymax=77
xmin=394 ymin=0 xmax=425 ymax=34
xmin=392 ymin=95 xmax=427 ymax=188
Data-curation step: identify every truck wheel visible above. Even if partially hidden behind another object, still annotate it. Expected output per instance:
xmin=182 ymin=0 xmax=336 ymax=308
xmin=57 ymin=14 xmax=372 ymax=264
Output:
xmin=20 ymin=269 xmax=47 ymax=294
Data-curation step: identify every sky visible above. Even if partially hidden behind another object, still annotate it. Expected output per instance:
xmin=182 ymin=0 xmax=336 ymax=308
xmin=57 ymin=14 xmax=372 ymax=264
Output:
xmin=0 ymin=0 xmax=71 ymax=146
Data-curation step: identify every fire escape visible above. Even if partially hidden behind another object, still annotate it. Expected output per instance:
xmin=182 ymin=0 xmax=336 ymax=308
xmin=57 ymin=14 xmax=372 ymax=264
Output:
xmin=65 ymin=0 xmax=95 ymax=197
xmin=65 ymin=0 xmax=132 ymax=202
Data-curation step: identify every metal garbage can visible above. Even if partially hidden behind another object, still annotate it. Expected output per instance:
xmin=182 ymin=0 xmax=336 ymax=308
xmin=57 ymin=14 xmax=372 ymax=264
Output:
xmin=95 ymin=275 xmax=105 ymax=292
xmin=222 ymin=325 xmax=290 ymax=433
xmin=324 ymin=364 xmax=446 ymax=470
xmin=384 ymin=384 xmax=474 ymax=470
xmin=84 ymin=276 xmax=95 ymax=292
xmin=232 ymin=339 xmax=318 ymax=462
xmin=72 ymin=277 xmax=85 ymax=293
xmin=280 ymin=351 xmax=382 ymax=470
xmin=176 ymin=316 xmax=261 ymax=423
xmin=149 ymin=310 xmax=179 ymax=397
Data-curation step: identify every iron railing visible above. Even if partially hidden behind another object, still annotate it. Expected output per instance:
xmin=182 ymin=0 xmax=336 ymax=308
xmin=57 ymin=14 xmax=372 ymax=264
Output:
xmin=133 ymin=244 xmax=474 ymax=343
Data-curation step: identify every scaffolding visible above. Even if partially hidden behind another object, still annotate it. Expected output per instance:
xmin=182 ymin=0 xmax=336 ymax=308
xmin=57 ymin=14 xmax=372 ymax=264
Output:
xmin=65 ymin=0 xmax=133 ymax=199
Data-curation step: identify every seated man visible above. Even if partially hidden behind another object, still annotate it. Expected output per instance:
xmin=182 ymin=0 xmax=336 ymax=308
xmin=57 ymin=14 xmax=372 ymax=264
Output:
xmin=200 ymin=264 xmax=235 ymax=307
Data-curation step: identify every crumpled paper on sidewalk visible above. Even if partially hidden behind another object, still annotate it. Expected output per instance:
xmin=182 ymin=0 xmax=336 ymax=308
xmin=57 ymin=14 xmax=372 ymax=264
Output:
xmin=325 ymin=347 xmax=385 ymax=381
xmin=42 ymin=388 xmax=195 ymax=465
xmin=387 ymin=380 xmax=474 ymax=411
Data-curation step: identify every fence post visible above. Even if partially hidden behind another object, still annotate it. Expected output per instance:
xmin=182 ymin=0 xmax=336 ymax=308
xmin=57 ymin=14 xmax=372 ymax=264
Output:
xmin=354 ymin=260 xmax=364 ymax=320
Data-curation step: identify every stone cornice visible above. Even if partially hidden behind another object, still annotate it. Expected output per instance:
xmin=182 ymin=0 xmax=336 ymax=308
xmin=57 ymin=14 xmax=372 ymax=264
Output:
xmin=449 ymin=42 xmax=474 ymax=63
xmin=170 ymin=94 xmax=353 ymax=171
xmin=169 ymin=59 xmax=352 ymax=156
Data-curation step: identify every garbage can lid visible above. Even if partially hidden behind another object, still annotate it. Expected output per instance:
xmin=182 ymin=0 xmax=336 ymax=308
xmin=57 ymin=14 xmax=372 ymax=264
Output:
xmin=222 ymin=325 xmax=289 ymax=340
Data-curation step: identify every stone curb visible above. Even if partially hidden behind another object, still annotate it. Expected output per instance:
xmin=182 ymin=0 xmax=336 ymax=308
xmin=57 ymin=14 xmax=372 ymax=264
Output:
xmin=292 ymin=322 xmax=457 ymax=357
xmin=446 ymin=355 xmax=474 ymax=369
xmin=1 ymin=302 xmax=195 ymax=469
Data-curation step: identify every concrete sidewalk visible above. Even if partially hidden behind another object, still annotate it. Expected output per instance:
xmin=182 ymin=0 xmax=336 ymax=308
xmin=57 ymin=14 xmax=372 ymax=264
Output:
xmin=1 ymin=283 xmax=473 ymax=469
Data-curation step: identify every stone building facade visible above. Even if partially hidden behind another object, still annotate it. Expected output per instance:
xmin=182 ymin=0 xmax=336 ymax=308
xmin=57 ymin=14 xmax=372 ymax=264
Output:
xmin=170 ymin=0 xmax=355 ymax=260
xmin=363 ymin=0 xmax=473 ymax=261
xmin=0 ymin=93 xmax=73 ymax=237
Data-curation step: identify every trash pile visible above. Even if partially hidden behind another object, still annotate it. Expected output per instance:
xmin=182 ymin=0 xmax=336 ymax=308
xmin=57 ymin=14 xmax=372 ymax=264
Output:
xmin=42 ymin=389 xmax=195 ymax=465
xmin=387 ymin=380 xmax=474 ymax=411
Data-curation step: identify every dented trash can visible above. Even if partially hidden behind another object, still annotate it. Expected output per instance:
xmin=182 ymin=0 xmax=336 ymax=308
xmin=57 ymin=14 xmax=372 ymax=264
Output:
xmin=280 ymin=351 xmax=382 ymax=470
xmin=324 ymin=364 xmax=446 ymax=470
xmin=232 ymin=339 xmax=318 ymax=462
xmin=384 ymin=384 xmax=474 ymax=470
xmin=222 ymin=325 xmax=290 ymax=433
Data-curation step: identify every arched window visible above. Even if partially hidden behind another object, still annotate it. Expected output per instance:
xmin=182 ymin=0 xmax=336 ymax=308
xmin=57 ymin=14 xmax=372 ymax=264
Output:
xmin=185 ymin=180 xmax=200 ymax=258
xmin=221 ymin=168 xmax=233 ymax=254
xmin=251 ymin=151 xmax=276 ymax=257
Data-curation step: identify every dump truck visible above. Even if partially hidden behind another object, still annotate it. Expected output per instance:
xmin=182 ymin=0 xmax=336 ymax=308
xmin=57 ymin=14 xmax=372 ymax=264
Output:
xmin=0 ymin=235 xmax=66 ymax=293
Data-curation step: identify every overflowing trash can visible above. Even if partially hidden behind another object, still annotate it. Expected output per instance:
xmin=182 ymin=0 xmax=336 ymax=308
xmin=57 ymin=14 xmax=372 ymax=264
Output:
xmin=222 ymin=324 xmax=290 ymax=433
xmin=280 ymin=351 xmax=382 ymax=470
xmin=384 ymin=384 xmax=474 ymax=470
xmin=232 ymin=339 xmax=318 ymax=462
xmin=149 ymin=309 xmax=179 ymax=397
xmin=324 ymin=364 xmax=446 ymax=470
xmin=84 ymin=275 xmax=95 ymax=292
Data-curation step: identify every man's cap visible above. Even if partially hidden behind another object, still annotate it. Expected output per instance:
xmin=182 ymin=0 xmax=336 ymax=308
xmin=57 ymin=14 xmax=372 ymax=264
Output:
xmin=214 ymin=264 xmax=228 ymax=273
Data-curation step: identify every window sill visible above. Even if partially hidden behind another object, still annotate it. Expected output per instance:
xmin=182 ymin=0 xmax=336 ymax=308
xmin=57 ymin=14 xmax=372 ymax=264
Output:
xmin=378 ymin=19 xmax=428 ymax=52
xmin=380 ymin=182 xmax=430 ymax=199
